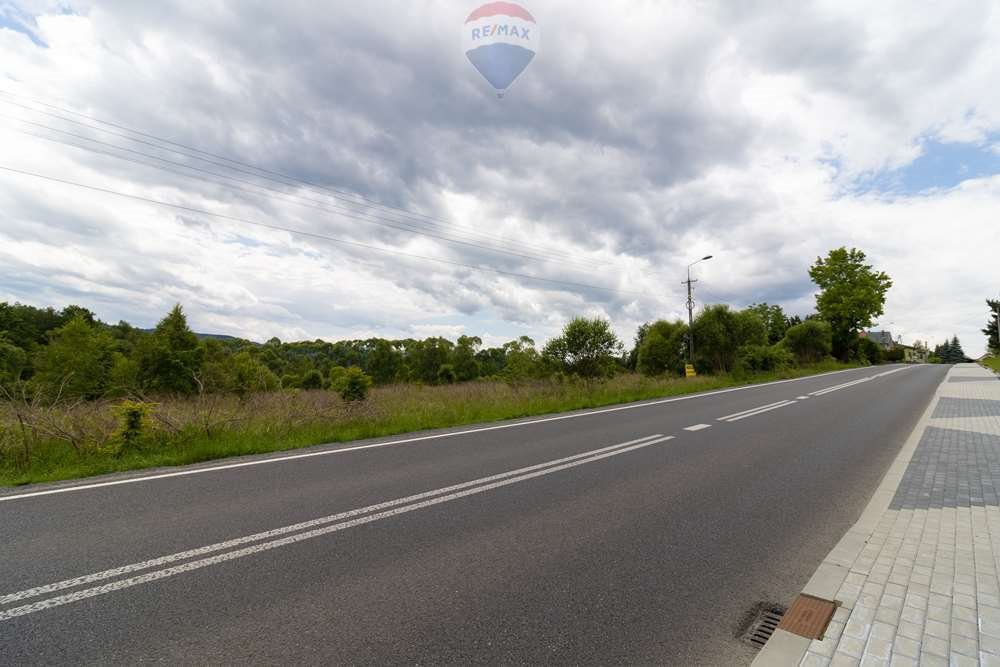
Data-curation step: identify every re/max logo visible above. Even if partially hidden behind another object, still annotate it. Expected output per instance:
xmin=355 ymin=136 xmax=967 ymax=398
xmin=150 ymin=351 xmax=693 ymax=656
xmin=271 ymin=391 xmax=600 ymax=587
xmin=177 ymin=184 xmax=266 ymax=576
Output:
xmin=471 ymin=24 xmax=531 ymax=40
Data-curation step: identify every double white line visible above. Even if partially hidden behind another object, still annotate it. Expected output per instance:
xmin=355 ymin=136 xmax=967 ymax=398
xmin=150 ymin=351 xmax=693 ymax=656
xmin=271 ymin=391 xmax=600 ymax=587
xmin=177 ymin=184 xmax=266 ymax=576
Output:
xmin=717 ymin=400 xmax=797 ymax=422
xmin=0 ymin=433 xmax=674 ymax=622
xmin=809 ymin=377 xmax=872 ymax=396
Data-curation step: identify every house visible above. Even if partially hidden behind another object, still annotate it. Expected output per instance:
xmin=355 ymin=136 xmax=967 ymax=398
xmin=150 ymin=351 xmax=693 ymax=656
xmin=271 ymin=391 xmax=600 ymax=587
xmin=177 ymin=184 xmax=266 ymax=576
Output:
xmin=861 ymin=330 xmax=895 ymax=350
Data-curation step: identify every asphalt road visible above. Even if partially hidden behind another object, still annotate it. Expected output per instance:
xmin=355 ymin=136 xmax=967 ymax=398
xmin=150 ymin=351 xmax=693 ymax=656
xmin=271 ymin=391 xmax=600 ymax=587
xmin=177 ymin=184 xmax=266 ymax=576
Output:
xmin=0 ymin=364 xmax=947 ymax=665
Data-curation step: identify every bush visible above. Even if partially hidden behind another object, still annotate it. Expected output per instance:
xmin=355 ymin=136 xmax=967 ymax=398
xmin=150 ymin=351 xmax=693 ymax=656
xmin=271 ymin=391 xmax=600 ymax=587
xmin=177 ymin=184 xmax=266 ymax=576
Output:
xmin=300 ymin=369 xmax=325 ymax=390
xmin=737 ymin=344 xmax=795 ymax=373
xmin=113 ymin=400 xmax=154 ymax=453
xmin=636 ymin=320 xmax=687 ymax=376
xmin=436 ymin=364 xmax=457 ymax=385
xmin=691 ymin=305 xmax=768 ymax=373
xmin=853 ymin=337 xmax=883 ymax=365
xmin=781 ymin=320 xmax=833 ymax=364
xmin=333 ymin=366 xmax=372 ymax=401
xmin=883 ymin=347 xmax=905 ymax=363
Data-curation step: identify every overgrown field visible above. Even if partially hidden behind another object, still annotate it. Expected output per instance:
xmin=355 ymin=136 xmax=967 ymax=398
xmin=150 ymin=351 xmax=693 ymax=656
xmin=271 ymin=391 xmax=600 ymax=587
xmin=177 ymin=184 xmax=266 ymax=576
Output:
xmin=0 ymin=361 xmax=857 ymax=487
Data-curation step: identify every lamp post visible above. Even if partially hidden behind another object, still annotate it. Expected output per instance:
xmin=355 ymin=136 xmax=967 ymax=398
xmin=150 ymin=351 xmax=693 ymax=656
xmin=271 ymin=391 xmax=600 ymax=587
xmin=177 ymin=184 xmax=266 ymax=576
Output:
xmin=683 ymin=255 xmax=713 ymax=365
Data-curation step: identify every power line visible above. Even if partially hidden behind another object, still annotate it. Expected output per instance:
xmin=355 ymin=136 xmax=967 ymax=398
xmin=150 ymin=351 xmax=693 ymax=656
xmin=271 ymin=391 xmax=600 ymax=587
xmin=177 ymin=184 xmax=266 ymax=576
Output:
xmin=0 ymin=91 xmax=657 ymax=273
xmin=6 ymin=121 xmax=626 ymax=272
xmin=0 ymin=165 xmax=654 ymax=298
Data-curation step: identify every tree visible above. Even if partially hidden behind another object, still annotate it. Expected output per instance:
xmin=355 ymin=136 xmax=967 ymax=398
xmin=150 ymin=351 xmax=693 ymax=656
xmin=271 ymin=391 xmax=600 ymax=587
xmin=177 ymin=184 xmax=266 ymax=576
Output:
xmin=628 ymin=322 xmax=652 ymax=370
xmin=691 ymin=305 xmax=767 ymax=373
xmin=452 ymin=336 xmax=482 ymax=382
xmin=747 ymin=303 xmax=789 ymax=345
xmin=500 ymin=336 xmax=544 ymax=380
xmin=367 ymin=339 xmax=403 ymax=385
xmin=782 ymin=320 xmax=833 ymax=364
xmin=636 ymin=320 xmax=687 ymax=376
xmin=32 ymin=315 xmax=116 ymax=398
xmin=542 ymin=317 xmax=623 ymax=378
xmin=940 ymin=335 xmax=968 ymax=363
xmin=809 ymin=247 xmax=893 ymax=360
xmin=984 ymin=299 xmax=999 ymax=355
xmin=0 ymin=335 xmax=27 ymax=387
xmin=134 ymin=304 xmax=203 ymax=394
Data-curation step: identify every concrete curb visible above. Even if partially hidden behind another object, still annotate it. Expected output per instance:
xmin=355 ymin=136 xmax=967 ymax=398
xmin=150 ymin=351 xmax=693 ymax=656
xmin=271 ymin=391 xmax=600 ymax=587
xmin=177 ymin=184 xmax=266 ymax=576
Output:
xmin=752 ymin=365 xmax=949 ymax=666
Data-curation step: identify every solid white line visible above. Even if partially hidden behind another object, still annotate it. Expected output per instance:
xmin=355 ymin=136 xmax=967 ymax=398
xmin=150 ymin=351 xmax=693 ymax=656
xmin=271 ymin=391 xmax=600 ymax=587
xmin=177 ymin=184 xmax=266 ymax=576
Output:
xmin=724 ymin=400 xmax=796 ymax=422
xmin=0 ymin=365 xmax=886 ymax=503
xmin=716 ymin=400 xmax=790 ymax=421
xmin=0 ymin=435 xmax=676 ymax=621
xmin=684 ymin=424 xmax=711 ymax=431
xmin=0 ymin=434 xmax=666 ymax=606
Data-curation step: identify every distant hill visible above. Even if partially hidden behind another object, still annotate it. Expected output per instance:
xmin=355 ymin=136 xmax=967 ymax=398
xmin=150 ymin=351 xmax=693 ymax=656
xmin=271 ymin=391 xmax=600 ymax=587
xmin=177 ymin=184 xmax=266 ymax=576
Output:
xmin=139 ymin=329 xmax=258 ymax=345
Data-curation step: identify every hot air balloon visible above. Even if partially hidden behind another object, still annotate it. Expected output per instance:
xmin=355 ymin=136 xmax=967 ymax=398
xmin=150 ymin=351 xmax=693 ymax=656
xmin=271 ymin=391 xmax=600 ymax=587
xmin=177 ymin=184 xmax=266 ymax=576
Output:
xmin=462 ymin=2 xmax=539 ymax=97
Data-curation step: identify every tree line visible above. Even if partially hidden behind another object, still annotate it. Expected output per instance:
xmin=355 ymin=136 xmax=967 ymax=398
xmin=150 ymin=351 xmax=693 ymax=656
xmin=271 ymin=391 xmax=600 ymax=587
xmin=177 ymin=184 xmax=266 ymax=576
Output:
xmin=0 ymin=246 xmax=911 ymax=401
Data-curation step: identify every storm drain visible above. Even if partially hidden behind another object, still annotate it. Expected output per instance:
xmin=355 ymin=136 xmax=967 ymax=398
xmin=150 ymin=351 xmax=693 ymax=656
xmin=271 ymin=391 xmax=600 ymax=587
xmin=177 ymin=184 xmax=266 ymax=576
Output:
xmin=739 ymin=603 xmax=786 ymax=650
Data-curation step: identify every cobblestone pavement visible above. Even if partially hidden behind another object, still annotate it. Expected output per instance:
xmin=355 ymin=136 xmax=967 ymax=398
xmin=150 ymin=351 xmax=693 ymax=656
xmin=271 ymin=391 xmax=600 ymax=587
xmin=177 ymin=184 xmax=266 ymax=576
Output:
xmin=799 ymin=364 xmax=1000 ymax=667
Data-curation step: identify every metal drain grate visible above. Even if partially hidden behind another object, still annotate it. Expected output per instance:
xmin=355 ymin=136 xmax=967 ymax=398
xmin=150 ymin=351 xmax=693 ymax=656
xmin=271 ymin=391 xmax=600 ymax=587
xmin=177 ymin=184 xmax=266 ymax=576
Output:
xmin=739 ymin=603 xmax=786 ymax=649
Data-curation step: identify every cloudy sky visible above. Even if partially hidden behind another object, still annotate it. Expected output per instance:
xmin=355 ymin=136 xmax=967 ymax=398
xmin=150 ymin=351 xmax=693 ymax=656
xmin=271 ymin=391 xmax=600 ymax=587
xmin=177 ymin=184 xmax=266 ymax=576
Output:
xmin=0 ymin=1 xmax=998 ymax=354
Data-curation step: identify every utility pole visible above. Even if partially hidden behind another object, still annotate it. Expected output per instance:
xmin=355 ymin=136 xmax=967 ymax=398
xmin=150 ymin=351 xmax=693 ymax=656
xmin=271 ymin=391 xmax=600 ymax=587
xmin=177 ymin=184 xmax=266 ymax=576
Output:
xmin=683 ymin=255 xmax=713 ymax=368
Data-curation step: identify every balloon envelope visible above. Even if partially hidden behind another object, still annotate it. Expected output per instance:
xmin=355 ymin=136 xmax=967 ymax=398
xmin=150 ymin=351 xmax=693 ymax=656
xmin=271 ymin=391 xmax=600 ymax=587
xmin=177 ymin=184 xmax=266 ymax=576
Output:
xmin=462 ymin=2 xmax=539 ymax=94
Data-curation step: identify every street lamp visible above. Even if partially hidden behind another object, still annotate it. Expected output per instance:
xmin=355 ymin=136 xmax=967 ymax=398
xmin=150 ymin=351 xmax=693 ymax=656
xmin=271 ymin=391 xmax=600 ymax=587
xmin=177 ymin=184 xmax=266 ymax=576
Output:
xmin=684 ymin=255 xmax=713 ymax=365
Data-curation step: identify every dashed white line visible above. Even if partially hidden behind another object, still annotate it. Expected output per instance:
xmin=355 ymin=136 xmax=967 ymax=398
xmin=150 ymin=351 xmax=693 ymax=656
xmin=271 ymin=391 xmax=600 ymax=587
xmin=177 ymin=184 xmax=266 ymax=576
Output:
xmin=684 ymin=424 xmax=712 ymax=431
xmin=0 ymin=433 xmax=675 ymax=619
xmin=797 ymin=396 xmax=810 ymax=400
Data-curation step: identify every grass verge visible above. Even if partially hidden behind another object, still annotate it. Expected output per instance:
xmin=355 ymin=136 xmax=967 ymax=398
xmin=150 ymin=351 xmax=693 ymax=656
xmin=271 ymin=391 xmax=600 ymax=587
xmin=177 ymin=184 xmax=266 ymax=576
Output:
xmin=1 ymin=361 xmax=860 ymax=488
xmin=982 ymin=356 xmax=1000 ymax=374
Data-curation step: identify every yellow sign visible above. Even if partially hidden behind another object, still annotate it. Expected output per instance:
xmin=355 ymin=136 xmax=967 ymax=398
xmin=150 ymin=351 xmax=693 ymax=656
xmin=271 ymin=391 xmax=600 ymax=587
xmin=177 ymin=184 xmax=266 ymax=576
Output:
xmin=685 ymin=364 xmax=696 ymax=377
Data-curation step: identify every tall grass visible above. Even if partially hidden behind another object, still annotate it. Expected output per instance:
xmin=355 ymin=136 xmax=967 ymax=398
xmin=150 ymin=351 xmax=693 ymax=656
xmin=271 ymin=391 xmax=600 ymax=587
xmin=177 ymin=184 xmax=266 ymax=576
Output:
xmin=0 ymin=361 xmax=855 ymax=487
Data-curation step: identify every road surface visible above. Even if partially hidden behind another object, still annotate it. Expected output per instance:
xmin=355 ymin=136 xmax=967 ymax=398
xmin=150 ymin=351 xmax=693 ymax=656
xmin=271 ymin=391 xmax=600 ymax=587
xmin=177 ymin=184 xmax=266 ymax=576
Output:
xmin=0 ymin=364 xmax=947 ymax=665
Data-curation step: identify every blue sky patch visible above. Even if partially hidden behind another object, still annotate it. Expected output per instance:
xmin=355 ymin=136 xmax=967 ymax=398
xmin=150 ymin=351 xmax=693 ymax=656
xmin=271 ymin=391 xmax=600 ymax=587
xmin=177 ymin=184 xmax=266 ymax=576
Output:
xmin=0 ymin=3 xmax=47 ymax=47
xmin=850 ymin=136 xmax=1000 ymax=196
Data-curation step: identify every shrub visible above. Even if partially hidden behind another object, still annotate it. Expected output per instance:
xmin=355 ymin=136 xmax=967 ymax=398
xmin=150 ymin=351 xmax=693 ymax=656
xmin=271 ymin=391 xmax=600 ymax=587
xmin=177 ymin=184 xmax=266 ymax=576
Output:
xmin=334 ymin=366 xmax=372 ymax=401
xmin=691 ymin=305 xmax=768 ymax=373
xmin=113 ymin=400 xmax=154 ymax=453
xmin=299 ymin=369 xmax=324 ymax=390
xmin=436 ymin=364 xmax=457 ymax=385
xmin=636 ymin=320 xmax=687 ymax=376
xmin=738 ymin=344 xmax=795 ymax=373
xmin=781 ymin=320 xmax=833 ymax=364
xmin=853 ymin=337 xmax=883 ymax=365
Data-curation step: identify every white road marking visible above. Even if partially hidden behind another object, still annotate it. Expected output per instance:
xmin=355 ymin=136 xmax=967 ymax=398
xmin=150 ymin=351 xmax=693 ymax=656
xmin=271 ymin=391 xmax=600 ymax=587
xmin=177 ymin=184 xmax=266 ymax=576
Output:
xmin=809 ymin=378 xmax=871 ymax=396
xmin=717 ymin=401 xmax=790 ymax=421
xmin=0 ymin=434 xmax=675 ymax=621
xmin=723 ymin=400 xmax=797 ymax=422
xmin=0 ymin=433 xmax=674 ymax=616
xmin=0 ymin=366 xmax=885 ymax=503
xmin=797 ymin=396 xmax=810 ymax=400
xmin=684 ymin=424 xmax=711 ymax=431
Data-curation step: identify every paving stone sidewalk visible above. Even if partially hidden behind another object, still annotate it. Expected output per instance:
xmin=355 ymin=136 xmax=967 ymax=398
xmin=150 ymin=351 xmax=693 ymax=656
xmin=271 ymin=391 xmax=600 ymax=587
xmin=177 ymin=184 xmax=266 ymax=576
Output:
xmin=798 ymin=363 xmax=1000 ymax=667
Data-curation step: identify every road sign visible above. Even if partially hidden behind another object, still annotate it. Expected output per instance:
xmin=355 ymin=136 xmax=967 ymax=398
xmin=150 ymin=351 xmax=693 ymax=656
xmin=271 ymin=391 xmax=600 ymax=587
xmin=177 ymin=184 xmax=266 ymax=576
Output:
xmin=685 ymin=364 xmax=696 ymax=378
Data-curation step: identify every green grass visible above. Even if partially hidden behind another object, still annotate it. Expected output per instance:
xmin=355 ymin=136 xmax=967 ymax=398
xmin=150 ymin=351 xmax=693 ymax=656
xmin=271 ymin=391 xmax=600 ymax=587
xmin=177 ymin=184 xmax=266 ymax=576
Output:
xmin=0 ymin=361 xmax=859 ymax=488
xmin=982 ymin=356 xmax=1000 ymax=374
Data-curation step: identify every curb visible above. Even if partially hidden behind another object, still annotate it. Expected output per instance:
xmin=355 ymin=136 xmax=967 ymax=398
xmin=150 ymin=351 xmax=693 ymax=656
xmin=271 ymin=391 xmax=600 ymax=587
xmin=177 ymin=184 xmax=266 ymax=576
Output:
xmin=752 ymin=365 xmax=950 ymax=666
